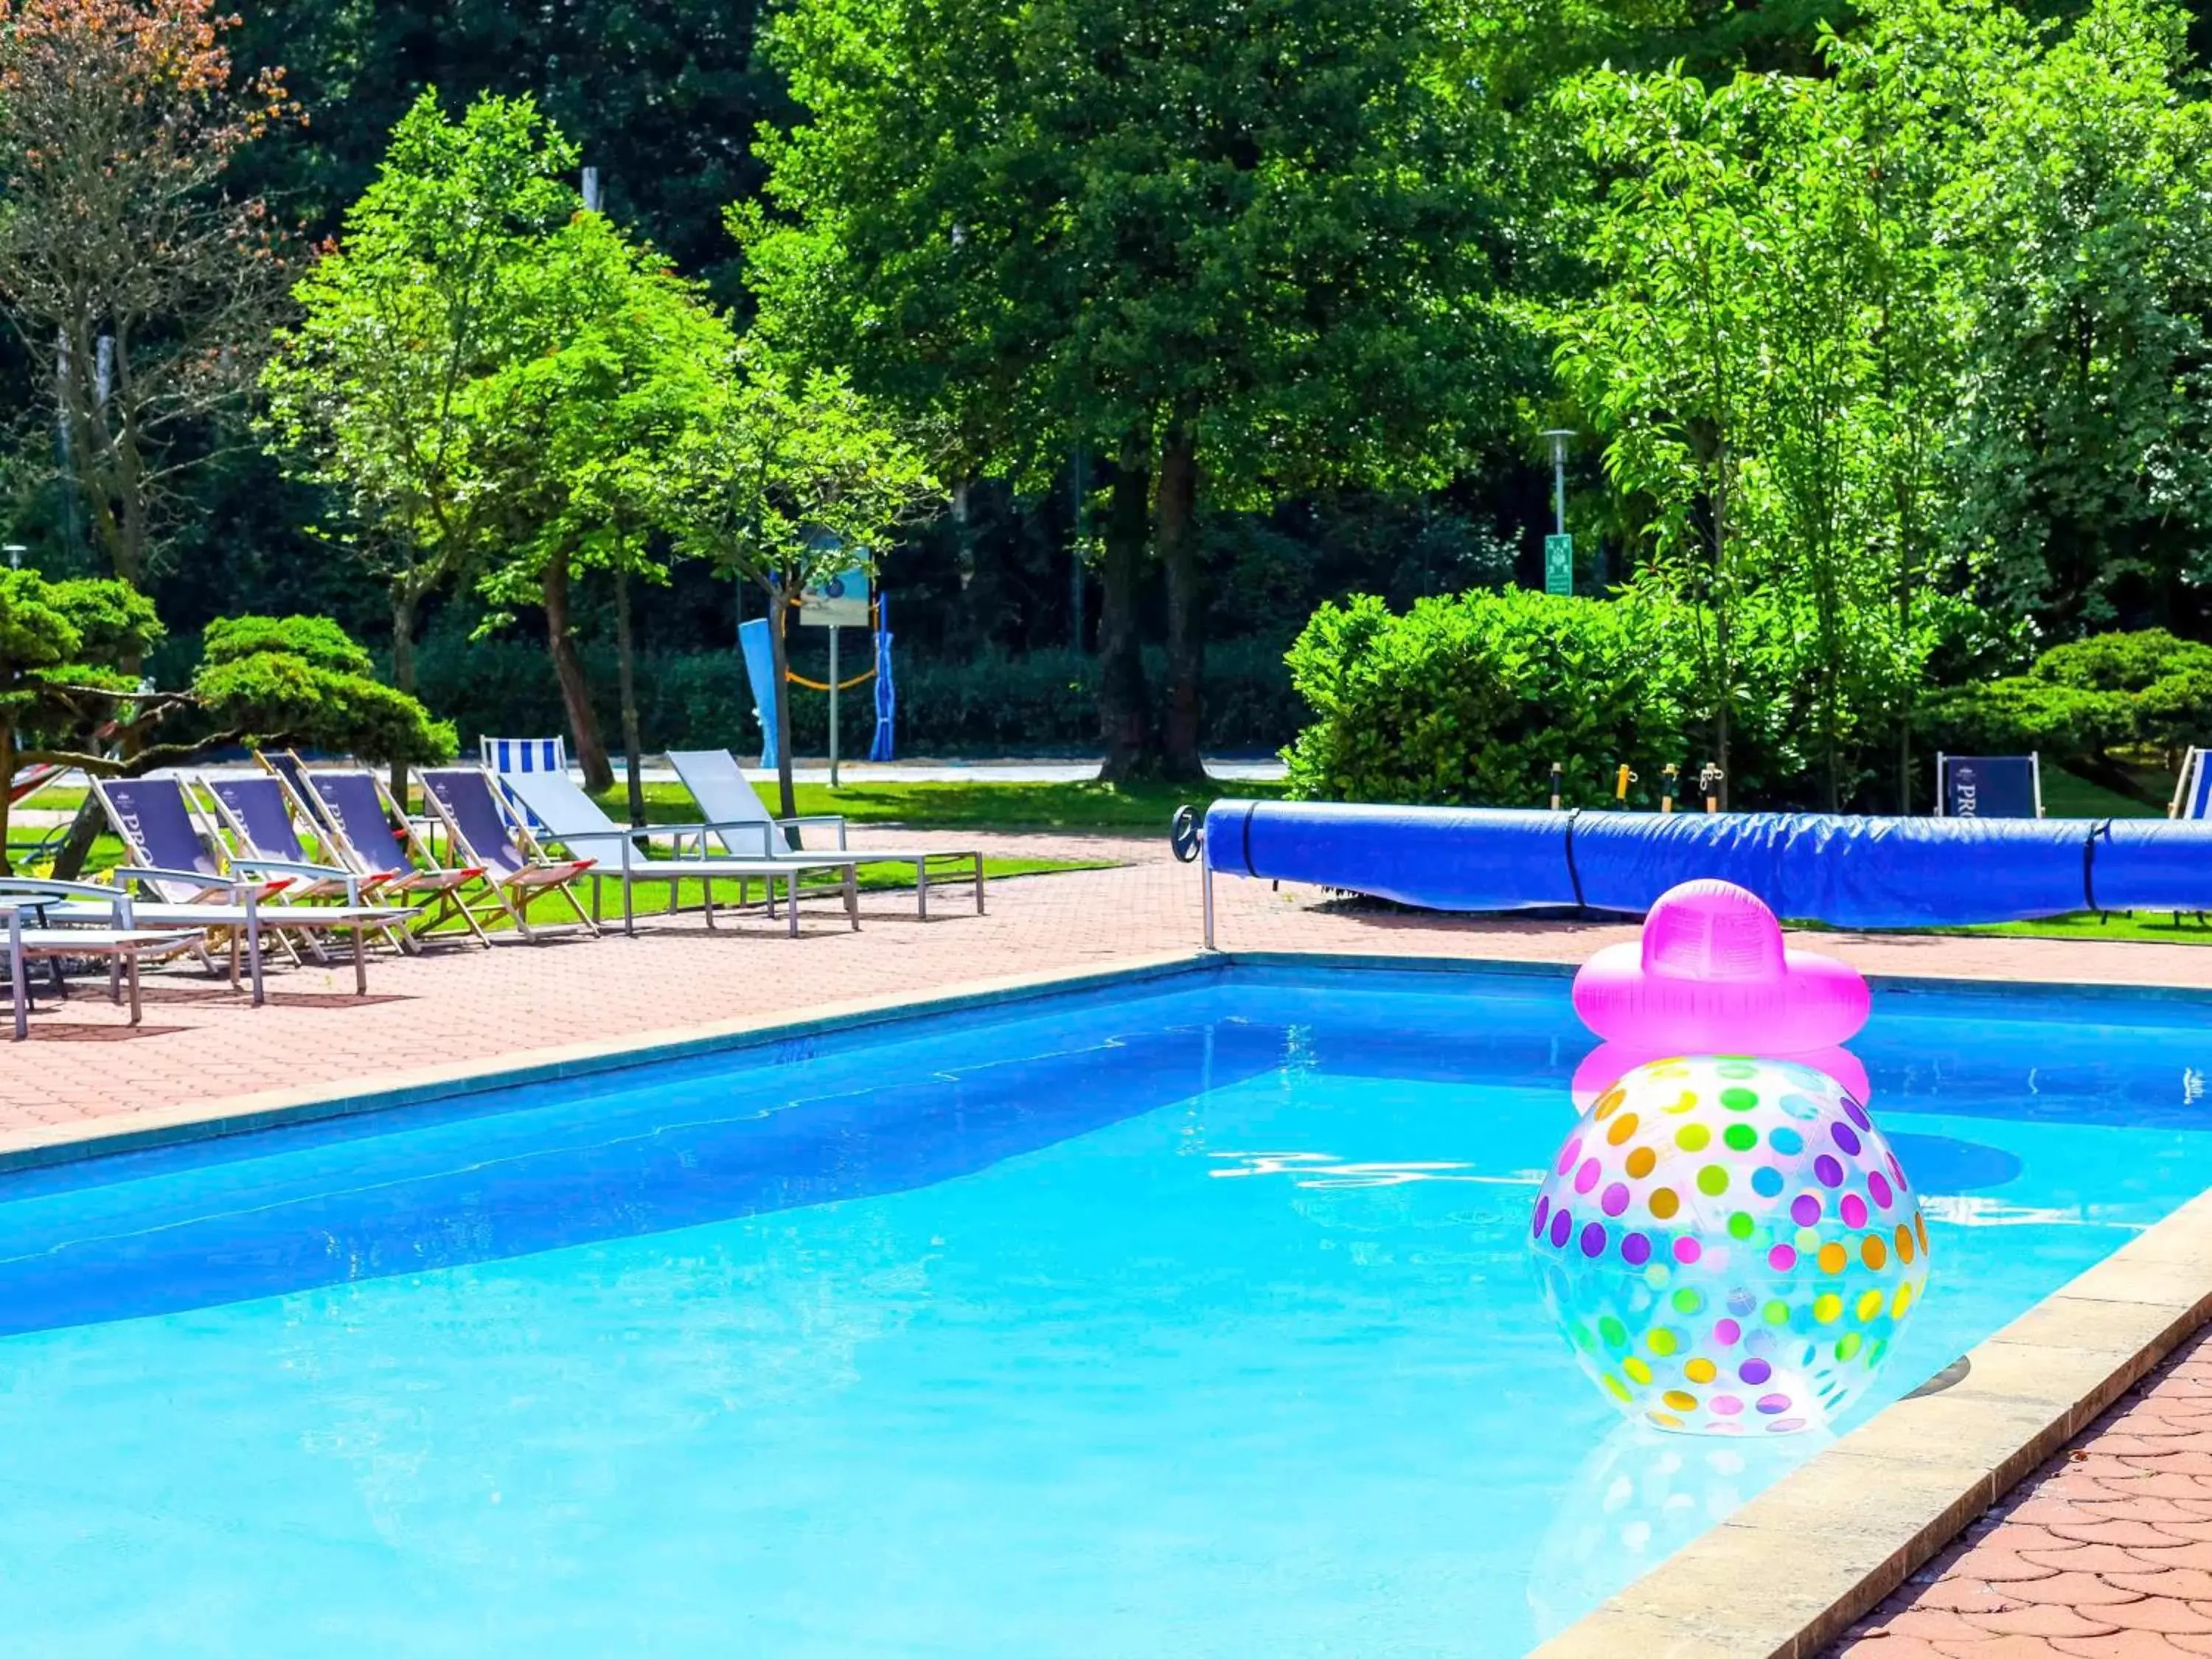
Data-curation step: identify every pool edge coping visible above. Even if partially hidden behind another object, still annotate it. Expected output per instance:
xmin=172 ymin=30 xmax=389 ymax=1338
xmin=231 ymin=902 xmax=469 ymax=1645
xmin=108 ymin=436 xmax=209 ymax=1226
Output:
xmin=1525 ymin=1167 xmax=2212 ymax=1659
xmin=35 ymin=944 xmax=2204 ymax=1178
xmin=1 ymin=949 xmax=1232 ymax=1174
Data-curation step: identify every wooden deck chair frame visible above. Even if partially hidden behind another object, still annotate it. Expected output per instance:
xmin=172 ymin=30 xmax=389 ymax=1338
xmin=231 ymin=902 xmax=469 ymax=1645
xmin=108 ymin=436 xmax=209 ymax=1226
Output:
xmin=195 ymin=770 xmax=379 ymax=908
xmin=415 ymin=768 xmax=599 ymax=942
xmin=236 ymin=757 xmax=467 ymax=954
xmin=2170 ymin=749 xmax=2212 ymax=821
xmin=279 ymin=758 xmax=498 ymax=950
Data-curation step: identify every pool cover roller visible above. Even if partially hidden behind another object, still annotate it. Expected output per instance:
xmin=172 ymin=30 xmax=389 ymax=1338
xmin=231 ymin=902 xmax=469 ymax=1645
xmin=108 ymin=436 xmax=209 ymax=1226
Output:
xmin=1203 ymin=799 xmax=2212 ymax=927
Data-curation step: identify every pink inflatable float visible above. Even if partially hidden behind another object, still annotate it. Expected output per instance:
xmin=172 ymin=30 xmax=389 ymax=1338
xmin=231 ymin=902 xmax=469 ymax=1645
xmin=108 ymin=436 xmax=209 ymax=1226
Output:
xmin=1572 ymin=879 xmax=1868 ymax=1054
xmin=1570 ymin=1040 xmax=1870 ymax=1116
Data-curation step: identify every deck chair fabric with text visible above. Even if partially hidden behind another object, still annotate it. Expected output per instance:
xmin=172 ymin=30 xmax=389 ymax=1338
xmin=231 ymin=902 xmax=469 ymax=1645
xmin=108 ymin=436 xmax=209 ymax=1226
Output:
xmin=417 ymin=768 xmax=599 ymax=940
xmin=303 ymin=767 xmax=494 ymax=946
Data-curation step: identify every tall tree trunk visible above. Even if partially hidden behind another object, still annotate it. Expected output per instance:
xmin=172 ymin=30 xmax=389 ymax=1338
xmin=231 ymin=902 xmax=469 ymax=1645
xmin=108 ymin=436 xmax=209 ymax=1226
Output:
xmin=49 ymin=795 xmax=105 ymax=881
xmin=1096 ymin=431 xmax=1156 ymax=783
xmin=1156 ymin=421 xmax=1205 ymax=783
xmin=613 ymin=564 xmax=646 ymax=827
xmin=541 ymin=545 xmax=613 ymax=793
xmin=768 ymin=577 xmax=799 ymax=820
xmin=111 ymin=329 xmax=149 ymax=591
xmin=1711 ymin=454 xmax=1733 ymax=810
xmin=389 ymin=583 xmax=420 ymax=809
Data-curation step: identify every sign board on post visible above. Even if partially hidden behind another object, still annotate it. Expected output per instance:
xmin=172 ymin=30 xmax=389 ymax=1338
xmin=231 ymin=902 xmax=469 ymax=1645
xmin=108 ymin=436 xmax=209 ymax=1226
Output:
xmin=799 ymin=566 xmax=870 ymax=628
xmin=1543 ymin=534 xmax=1574 ymax=597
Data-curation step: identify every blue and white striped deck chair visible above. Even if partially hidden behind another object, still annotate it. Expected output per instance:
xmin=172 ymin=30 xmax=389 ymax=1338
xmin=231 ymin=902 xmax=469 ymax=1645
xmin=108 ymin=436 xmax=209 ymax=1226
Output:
xmin=481 ymin=736 xmax=568 ymax=832
xmin=2171 ymin=749 xmax=2212 ymax=821
xmin=481 ymin=736 xmax=568 ymax=777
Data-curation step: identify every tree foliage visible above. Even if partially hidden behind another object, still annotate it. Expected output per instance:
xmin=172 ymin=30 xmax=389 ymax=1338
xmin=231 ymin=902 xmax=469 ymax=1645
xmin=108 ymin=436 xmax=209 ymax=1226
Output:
xmin=1283 ymin=589 xmax=1700 ymax=808
xmin=0 ymin=0 xmax=297 ymax=586
xmin=748 ymin=0 xmax=1524 ymax=779
xmin=262 ymin=90 xmax=581 ymax=702
xmin=661 ymin=347 xmax=940 ymax=812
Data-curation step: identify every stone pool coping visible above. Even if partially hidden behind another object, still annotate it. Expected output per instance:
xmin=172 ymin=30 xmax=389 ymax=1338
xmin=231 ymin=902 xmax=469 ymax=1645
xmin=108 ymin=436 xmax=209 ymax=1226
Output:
xmin=12 ymin=945 xmax=2212 ymax=1659
xmin=1527 ymin=1186 xmax=2212 ymax=1659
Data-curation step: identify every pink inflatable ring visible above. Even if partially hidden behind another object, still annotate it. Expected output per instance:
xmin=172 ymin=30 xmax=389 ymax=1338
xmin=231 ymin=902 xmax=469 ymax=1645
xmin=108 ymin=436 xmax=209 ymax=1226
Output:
xmin=1571 ymin=879 xmax=1869 ymax=1054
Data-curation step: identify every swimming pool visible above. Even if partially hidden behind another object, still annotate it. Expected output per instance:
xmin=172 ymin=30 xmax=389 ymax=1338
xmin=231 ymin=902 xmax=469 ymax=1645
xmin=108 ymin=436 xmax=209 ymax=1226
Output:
xmin=3 ymin=962 xmax=2210 ymax=1657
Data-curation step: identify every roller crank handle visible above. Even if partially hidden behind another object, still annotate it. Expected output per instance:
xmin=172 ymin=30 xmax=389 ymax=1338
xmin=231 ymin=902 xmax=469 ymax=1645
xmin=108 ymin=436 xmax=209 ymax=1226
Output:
xmin=1170 ymin=804 xmax=1203 ymax=865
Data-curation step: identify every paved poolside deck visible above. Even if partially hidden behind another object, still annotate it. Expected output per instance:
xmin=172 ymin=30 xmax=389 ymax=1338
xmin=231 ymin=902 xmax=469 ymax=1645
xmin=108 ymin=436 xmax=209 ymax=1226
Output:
xmin=9 ymin=827 xmax=2211 ymax=1140
xmin=10 ymin=829 xmax=2212 ymax=1658
xmin=1831 ymin=1324 xmax=2212 ymax=1659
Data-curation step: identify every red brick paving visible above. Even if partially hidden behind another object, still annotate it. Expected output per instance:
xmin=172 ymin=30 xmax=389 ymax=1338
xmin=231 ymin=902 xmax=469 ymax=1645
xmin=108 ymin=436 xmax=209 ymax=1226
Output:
xmin=1832 ymin=1330 xmax=2212 ymax=1659
xmin=6 ymin=826 xmax=2211 ymax=1138
xmin=11 ymin=827 xmax=2212 ymax=1659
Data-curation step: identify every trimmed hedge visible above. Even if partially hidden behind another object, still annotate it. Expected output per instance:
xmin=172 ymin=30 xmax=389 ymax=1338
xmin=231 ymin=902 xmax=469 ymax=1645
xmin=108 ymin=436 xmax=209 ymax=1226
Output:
xmin=404 ymin=636 xmax=1303 ymax=757
xmin=1283 ymin=589 xmax=1702 ymax=807
xmin=1921 ymin=627 xmax=2212 ymax=765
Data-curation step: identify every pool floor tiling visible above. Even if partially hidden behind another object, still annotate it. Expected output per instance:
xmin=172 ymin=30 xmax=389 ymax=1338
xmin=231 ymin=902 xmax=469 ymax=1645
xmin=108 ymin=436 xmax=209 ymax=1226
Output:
xmin=3 ymin=963 xmax=2211 ymax=1657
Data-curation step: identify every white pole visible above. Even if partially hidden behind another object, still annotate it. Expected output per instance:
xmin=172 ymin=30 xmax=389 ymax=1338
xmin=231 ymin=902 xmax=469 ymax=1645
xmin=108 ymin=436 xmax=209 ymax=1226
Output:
xmin=829 ymin=625 xmax=841 ymax=788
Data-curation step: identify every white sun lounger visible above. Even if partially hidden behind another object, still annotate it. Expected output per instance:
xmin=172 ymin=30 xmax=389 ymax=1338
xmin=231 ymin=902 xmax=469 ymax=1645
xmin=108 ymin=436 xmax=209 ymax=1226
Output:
xmin=490 ymin=766 xmax=860 ymax=939
xmin=666 ymin=749 xmax=985 ymax=919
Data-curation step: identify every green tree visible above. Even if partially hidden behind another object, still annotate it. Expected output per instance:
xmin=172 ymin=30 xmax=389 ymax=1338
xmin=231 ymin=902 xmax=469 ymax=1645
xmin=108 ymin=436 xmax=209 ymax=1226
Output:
xmin=0 ymin=0 xmax=296 ymax=589
xmin=1820 ymin=0 xmax=2018 ymax=809
xmin=1557 ymin=18 xmax=1994 ymax=810
xmin=662 ymin=347 xmax=939 ymax=816
xmin=470 ymin=210 xmax=729 ymax=801
xmin=745 ymin=0 xmax=1517 ymax=780
xmin=0 ymin=577 xmax=450 ymax=874
xmin=0 ymin=570 xmax=158 ymax=872
xmin=1556 ymin=68 xmax=1772 ymax=801
xmin=1941 ymin=0 xmax=2212 ymax=637
xmin=262 ymin=88 xmax=581 ymax=762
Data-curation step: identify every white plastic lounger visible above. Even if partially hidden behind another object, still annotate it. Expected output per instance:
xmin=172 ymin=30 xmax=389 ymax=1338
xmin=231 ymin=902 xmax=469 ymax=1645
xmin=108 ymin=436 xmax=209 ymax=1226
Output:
xmin=666 ymin=749 xmax=985 ymax=919
xmin=490 ymin=766 xmax=859 ymax=939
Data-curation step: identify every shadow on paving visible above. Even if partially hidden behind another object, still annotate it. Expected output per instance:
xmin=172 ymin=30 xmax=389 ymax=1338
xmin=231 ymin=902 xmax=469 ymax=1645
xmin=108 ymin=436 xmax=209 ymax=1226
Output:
xmin=14 ymin=1023 xmax=192 ymax=1043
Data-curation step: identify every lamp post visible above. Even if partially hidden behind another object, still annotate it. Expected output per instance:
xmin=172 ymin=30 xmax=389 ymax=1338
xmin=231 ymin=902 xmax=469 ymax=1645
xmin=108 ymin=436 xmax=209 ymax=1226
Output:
xmin=1540 ymin=430 xmax=1576 ymax=595
xmin=1540 ymin=429 xmax=1573 ymax=536
xmin=3 ymin=544 xmax=23 ymax=571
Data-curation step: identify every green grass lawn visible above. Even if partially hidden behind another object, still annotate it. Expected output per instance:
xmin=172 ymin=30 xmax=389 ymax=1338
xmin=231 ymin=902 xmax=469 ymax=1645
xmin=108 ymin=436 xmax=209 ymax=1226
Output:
xmin=1894 ymin=908 xmax=2212 ymax=946
xmin=10 ymin=773 xmax=1276 ymax=835
xmin=26 ymin=764 xmax=2165 ymax=829
xmin=594 ymin=773 xmax=1281 ymax=834
xmin=2036 ymin=765 xmax=2174 ymax=818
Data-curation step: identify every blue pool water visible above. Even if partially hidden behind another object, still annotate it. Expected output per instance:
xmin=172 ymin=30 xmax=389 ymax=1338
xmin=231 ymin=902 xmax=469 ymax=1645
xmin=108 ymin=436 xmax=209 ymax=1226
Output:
xmin=4 ymin=964 xmax=2212 ymax=1656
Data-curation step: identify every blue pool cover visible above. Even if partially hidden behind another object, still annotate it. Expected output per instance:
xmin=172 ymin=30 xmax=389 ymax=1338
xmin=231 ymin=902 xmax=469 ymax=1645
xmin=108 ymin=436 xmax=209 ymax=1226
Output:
xmin=1205 ymin=800 xmax=2212 ymax=927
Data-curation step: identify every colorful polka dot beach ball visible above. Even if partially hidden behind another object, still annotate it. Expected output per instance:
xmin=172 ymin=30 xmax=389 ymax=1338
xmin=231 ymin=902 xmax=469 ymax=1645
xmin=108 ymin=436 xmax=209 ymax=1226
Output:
xmin=1529 ymin=1054 xmax=1928 ymax=1435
